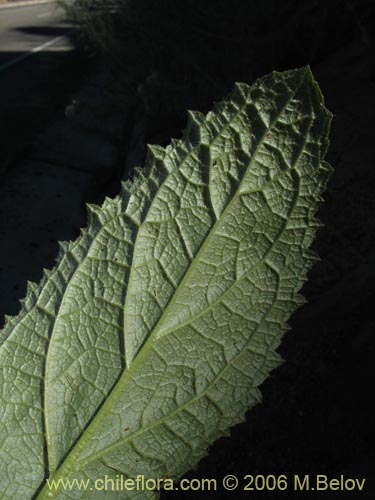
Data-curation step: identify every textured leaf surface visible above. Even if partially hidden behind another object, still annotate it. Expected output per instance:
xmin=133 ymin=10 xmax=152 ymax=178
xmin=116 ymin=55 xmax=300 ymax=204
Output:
xmin=0 ymin=67 xmax=332 ymax=499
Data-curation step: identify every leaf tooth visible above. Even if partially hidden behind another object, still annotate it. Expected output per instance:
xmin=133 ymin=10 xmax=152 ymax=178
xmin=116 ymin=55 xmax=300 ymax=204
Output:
xmin=57 ymin=241 xmax=69 ymax=253
xmin=271 ymin=352 xmax=284 ymax=369
xmin=103 ymin=195 xmax=115 ymax=208
xmin=236 ymin=412 xmax=247 ymax=425
xmin=304 ymin=248 xmax=321 ymax=263
xmin=79 ymin=228 xmax=88 ymax=240
xmin=169 ymin=137 xmax=180 ymax=149
xmin=220 ymin=429 xmax=231 ymax=438
xmin=285 ymin=322 xmax=292 ymax=332
xmin=145 ymin=144 xmax=165 ymax=165
xmin=129 ymin=169 xmax=148 ymax=193
xmin=321 ymin=160 xmax=334 ymax=174
xmin=56 ymin=242 xmax=70 ymax=262
xmin=42 ymin=269 xmax=52 ymax=280
xmin=120 ymin=179 xmax=135 ymax=199
xmin=120 ymin=179 xmax=131 ymax=190
xmin=86 ymin=203 xmax=101 ymax=215
xmin=184 ymin=110 xmax=204 ymax=146
xmin=295 ymin=293 xmax=307 ymax=307
xmin=234 ymin=81 xmax=250 ymax=101
xmin=310 ymin=217 xmax=323 ymax=229
xmin=215 ymin=413 xmax=249 ymax=442
xmin=132 ymin=166 xmax=144 ymax=179
xmin=188 ymin=109 xmax=205 ymax=122
xmin=148 ymin=143 xmax=165 ymax=156
xmin=3 ymin=314 xmax=14 ymax=325
xmin=26 ymin=279 xmax=38 ymax=294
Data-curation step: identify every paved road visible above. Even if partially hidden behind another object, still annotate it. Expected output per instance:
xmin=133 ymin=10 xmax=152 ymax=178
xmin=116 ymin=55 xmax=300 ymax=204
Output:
xmin=0 ymin=1 xmax=71 ymax=70
xmin=0 ymin=0 xmax=88 ymax=172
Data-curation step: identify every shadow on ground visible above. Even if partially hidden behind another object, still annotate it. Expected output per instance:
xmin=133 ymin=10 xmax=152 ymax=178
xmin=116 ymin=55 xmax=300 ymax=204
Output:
xmin=14 ymin=25 xmax=72 ymax=38
xmin=0 ymin=34 xmax=91 ymax=173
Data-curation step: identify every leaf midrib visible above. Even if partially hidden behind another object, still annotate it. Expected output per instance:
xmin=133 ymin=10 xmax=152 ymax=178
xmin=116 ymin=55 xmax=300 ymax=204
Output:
xmin=79 ymin=106 xmax=312 ymax=467
xmin=149 ymin=71 xmax=307 ymax=341
xmin=122 ymin=85 xmax=253 ymax=367
xmin=41 ymin=69 xmax=309 ymax=486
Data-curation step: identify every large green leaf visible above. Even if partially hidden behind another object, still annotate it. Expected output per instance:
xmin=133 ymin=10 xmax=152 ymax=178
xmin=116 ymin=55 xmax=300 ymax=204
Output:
xmin=0 ymin=67 xmax=332 ymax=499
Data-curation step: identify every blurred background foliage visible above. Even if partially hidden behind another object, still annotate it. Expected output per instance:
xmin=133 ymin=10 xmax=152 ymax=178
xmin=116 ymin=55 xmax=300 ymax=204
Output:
xmin=58 ymin=0 xmax=374 ymax=145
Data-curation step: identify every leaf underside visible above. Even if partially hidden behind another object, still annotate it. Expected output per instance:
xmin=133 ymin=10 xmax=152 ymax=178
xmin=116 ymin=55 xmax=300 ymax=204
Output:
xmin=0 ymin=67 xmax=332 ymax=500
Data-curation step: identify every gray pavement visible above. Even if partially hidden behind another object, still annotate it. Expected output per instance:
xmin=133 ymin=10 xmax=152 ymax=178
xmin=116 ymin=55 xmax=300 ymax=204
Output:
xmin=0 ymin=1 xmax=70 ymax=70
xmin=0 ymin=0 xmax=86 ymax=171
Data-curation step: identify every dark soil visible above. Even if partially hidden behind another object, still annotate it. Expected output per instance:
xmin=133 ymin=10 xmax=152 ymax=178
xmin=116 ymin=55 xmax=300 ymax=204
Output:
xmin=0 ymin=30 xmax=91 ymax=175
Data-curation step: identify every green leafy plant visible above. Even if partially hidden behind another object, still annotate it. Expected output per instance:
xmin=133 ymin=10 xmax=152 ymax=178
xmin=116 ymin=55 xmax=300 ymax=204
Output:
xmin=58 ymin=0 xmax=361 ymax=125
xmin=0 ymin=67 xmax=332 ymax=499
